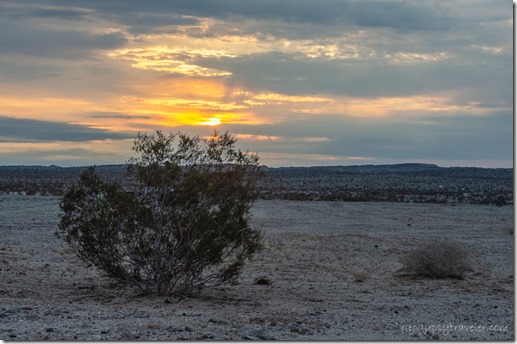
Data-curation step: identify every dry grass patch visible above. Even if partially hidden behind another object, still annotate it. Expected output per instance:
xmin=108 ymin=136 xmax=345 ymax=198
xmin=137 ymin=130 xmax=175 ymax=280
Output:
xmin=399 ymin=239 xmax=472 ymax=279
xmin=352 ymin=272 xmax=369 ymax=283
xmin=502 ymin=226 xmax=514 ymax=235
xmin=254 ymin=276 xmax=273 ymax=285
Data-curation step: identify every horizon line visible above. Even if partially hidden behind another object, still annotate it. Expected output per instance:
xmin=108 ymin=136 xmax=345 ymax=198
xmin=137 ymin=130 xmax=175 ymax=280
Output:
xmin=0 ymin=162 xmax=513 ymax=170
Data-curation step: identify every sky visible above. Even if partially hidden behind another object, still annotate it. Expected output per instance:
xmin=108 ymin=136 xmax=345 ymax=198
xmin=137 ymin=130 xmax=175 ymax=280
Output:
xmin=0 ymin=1 xmax=513 ymax=167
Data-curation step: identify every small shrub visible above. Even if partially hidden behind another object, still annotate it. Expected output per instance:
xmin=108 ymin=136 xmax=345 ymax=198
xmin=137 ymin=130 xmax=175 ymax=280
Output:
xmin=502 ymin=226 xmax=513 ymax=235
xmin=399 ymin=239 xmax=471 ymax=279
xmin=25 ymin=186 xmax=38 ymax=196
xmin=493 ymin=195 xmax=507 ymax=207
xmin=59 ymin=130 xmax=264 ymax=296
xmin=254 ymin=275 xmax=273 ymax=285
xmin=352 ymin=272 xmax=368 ymax=283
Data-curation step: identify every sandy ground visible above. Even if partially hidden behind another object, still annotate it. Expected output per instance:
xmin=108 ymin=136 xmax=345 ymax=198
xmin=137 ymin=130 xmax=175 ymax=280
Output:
xmin=0 ymin=195 xmax=513 ymax=340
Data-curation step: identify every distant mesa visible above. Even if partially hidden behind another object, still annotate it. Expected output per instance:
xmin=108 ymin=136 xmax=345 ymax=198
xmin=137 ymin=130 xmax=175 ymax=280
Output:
xmin=261 ymin=163 xmax=442 ymax=173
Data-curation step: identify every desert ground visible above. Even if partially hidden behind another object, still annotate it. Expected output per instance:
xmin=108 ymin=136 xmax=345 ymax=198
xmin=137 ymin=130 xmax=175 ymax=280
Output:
xmin=0 ymin=195 xmax=513 ymax=340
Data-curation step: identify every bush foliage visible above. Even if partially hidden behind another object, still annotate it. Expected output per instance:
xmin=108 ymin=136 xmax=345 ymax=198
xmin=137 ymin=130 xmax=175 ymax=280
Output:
xmin=59 ymin=131 xmax=264 ymax=296
xmin=399 ymin=239 xmax=472 ymax=279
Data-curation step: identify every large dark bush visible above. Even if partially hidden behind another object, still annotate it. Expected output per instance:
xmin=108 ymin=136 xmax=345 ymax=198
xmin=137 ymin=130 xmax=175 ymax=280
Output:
xmin=59 ymin=131 xmax=264 ymax=296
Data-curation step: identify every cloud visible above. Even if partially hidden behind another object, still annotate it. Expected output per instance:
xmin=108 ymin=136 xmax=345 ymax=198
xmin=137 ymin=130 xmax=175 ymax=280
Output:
xmin=103 ymin=13 xmax=200 ymax=35
xmin=0 ymin=5 xmax=127 ymax=59
xmin=0 ymin=116 xmax=134 ymax=142
xmin=0 ymin=140 xmax=134 ymax=166
xmin=347 ymin=1 xmax=453 ymax=31
xmin=87 ymin=112 xmax=152 ymax=120
xmin=6 ymin=0 xmax=457 ymax=46
xmin=198 ymin=45 xmax=511 ymax=107
xmin=220 ymin=109 xmax=513 ymax=163
xmin=52 ymin=0 xmax=453 ymax=31
xmin=107 ymin=47 xmax=234 ymax=77
xmin=22 ymin=7 xmax=90 ymax=20
xmin=0 ymin=1 xmax=511 ymax=167
xmin=0 ymin=24 xmax=127 ymax=59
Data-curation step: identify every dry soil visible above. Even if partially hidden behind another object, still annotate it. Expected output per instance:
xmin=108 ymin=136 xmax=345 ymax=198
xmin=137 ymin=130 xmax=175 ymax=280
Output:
xmin=0 ymin=196 xmax=513 ymax=340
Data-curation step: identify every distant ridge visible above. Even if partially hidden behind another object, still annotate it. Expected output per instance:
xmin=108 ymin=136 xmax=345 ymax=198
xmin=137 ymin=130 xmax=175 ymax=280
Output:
xmin=346 ymin=163 xmax=441 ymax=172
xmin=0 ymin=163 xmax=512 ymax=173
xmin=0 ymin=163 xmax=512 ymax=174
xmin=262 ymin=163 xmax=442 ymax=173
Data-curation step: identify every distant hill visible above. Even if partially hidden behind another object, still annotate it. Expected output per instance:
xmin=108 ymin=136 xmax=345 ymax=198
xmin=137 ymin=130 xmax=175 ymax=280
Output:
xmin=262 ymin=163 xmax=515 ymax=173
xmin=262 ymin=163 xmax=442 ymax=173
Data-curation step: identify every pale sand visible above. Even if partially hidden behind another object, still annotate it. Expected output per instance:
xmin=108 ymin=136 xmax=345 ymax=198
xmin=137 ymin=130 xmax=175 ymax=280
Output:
xmin=0 ymin=196 xmax=513 ymax=340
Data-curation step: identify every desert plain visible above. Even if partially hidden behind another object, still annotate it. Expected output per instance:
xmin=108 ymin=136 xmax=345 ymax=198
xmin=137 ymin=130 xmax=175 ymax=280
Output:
xmin=0 ymin=195 xmax=513 ymax=340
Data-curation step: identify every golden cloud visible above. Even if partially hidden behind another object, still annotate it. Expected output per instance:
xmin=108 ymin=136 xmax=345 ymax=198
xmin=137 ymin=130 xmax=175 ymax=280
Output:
xmin=234 ymin=134 xmax=282 ymax=141
xmin=384 ymin=51 xmax=452 ymax=64
xmin=107 ymin=46 xmax=234 ymax=76
xmin=251 ymin=93 xmax=333 ymax=104
xmin=296 ymin=94 xmax=504 ymax=118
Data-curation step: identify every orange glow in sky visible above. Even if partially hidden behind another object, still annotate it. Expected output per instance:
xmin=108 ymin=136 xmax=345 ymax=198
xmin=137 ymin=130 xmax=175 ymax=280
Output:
xmin=0 ymin=1 xmax=511 ymax=167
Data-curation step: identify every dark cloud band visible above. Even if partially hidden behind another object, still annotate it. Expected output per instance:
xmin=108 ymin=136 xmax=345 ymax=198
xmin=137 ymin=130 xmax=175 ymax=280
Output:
xmin=0 ymin=116 xmax=133 ymax=143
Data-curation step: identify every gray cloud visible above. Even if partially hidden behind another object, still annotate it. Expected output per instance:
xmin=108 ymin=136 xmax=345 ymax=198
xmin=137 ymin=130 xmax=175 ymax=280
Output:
xmin=0 ymin=116 xmax=134 ymax=143
xmin=342 ymin=1 xmax=453 ymax=31
xmin=23 ymin=7 xmax=89 ymax=20
xmin=38 ymin=0 xmax=453 ymax=32
xmin=0 ymin=147 xmax=130 ymax=166
xmin=0 ymin=13 xmax=127 ymax=58
xmin=220 ymin=109 xmax=513 ymax=163
xmin=199 ymin=49 xmax=511 ymax=106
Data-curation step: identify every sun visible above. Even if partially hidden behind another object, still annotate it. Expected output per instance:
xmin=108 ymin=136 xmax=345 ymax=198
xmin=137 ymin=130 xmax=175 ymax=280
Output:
xmin=203 ymin=117 xmax=221 ymax=126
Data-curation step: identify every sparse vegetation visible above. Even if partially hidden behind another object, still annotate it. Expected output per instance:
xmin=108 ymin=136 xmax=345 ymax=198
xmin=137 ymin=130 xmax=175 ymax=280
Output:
xmin=399 ymin=239 xmax=472 ymax=279
xmin=352 ymin=272 xmax=369 ymax=283
xmin=0 ymin=164 xmax=512 ymax=206
xmin=59 ymin=131 xmax=264 ymax=296
xmin=502 ymin=226 xmax=514 ymax=235
xmin=259 ymin=165 xmax=513 ymax=205
xmin=254 ymin=275 xmax=273 ymax=285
